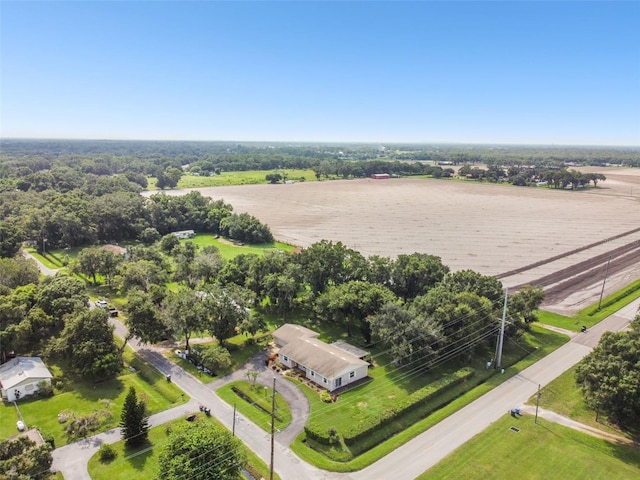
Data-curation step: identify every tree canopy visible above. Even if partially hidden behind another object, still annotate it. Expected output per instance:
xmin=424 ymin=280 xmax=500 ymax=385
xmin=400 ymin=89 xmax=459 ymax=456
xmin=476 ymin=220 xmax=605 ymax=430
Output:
xmin=158 ymin=421 xmax=246 ymax=480
xmin=0 ymin=435 xmax=52 ymax=480
xmin=574 ymin=315 xmax=640 ymax=426
xmin=48 ymin=308 xmax=122 ymax=379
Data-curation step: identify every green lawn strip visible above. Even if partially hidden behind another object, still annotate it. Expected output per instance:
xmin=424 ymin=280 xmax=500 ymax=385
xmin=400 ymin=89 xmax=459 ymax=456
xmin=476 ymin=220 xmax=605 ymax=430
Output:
xmin=185 ymin=233 xmax=296 ymax=260
xmin=536 ymin=279 xmax=640 ymax=332
xmin=417 ymin=414 xmax=640 ymax=480
xmin=87 ymin=414 xmax=280 ymax=480
xmin=289 ymin=325 xmax=568 ymax=471
xmin=578 ymin=277 xmax=640 ymax=319
xmin=0 ymin=354 xmax=185 ymax=447
xmin=529 ymin=365 xmax=637 ymax=440
xmin=175 ymin=169 xmax=317 ymax=189
xmin=24 ymin=248 xmax=64 ymax=270
xmin=216 ymin=381 xmax=292 ymax=433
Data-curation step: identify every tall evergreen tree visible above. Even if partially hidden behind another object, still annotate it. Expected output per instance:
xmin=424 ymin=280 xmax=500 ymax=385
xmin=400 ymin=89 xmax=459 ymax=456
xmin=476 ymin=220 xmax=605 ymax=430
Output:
xmin=120 ymin=387 xmax=149 ymax=448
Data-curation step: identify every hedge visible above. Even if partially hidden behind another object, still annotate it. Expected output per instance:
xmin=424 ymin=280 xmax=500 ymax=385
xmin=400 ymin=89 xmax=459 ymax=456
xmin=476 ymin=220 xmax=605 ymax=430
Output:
xmin=304 ymin=367 xmax=475 ymax=446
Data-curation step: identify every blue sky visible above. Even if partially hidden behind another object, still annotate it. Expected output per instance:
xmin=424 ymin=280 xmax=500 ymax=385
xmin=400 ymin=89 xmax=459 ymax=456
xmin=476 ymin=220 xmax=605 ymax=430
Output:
xmin=1 ymin=1 xmax=639 ymax=146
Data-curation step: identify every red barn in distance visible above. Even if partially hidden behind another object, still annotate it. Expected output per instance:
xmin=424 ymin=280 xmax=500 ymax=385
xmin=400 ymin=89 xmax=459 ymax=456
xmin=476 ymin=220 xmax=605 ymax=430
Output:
xmin=370 ymin=173 xmax=391 ymax=180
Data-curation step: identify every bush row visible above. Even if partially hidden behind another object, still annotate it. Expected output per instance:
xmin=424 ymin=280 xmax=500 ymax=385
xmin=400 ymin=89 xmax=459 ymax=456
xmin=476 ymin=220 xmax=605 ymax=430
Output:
xmin=304 ymin=367 xmax=475 ymax=446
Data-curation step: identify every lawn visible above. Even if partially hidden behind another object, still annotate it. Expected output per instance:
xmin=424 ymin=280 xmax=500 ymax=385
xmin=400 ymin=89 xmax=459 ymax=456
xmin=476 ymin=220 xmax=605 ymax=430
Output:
xmin=87 ymin=414 xmax=280 ymax=480
xmin=216 ymin=380 xmax=292 ymax=433
xmin=185 ymin=169 xmax=317 ymax=187
xmin=184 ymin=233 xmax=296 ymax=259
xmin=418 ymin=414 xmax=640 ymax=480
xmin=0 ymin=349 xmax=186 ymax=448
xmin=530 ymin=365 xmax=638 ymax=440
xmin=146 ymin=169 xmax=317 ymax=190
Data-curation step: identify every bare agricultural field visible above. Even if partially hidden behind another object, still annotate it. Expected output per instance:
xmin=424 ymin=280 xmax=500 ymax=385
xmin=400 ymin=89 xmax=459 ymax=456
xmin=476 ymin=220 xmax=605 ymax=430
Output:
xmin=146 ymin=168 xmax=640 ymax=314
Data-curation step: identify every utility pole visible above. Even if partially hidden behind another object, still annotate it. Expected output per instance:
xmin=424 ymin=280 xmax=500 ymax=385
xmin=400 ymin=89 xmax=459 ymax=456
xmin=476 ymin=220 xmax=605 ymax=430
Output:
xmin=270 ymin=377 xmax=276 ymax=480
xmin=535 ymin=384 xmax=541 ymax=424
xmin=495 ymin=288 xmax=508 ymax=369
xmin=598 ymin=256 xmax=611 ymax=310
xmin=232 ymin=403 xmax=236 ymax=436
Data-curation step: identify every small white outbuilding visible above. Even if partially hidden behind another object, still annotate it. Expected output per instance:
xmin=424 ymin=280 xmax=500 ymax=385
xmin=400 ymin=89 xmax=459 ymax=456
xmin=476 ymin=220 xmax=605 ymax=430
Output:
xmin=0 ymin=357 xmax=53 ymax=402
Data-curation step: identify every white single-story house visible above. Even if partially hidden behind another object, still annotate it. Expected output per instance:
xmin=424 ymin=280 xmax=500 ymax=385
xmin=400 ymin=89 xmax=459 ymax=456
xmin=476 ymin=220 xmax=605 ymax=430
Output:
xmin=172 ymin=230 xmax=196 ymax=239
xmin=272 ymin=324 xmax=369 ymax=392
xmin=272 ymin=323 xmax=319 ymax=348
xmin=0 ymin=357 xmax=53 ymax=403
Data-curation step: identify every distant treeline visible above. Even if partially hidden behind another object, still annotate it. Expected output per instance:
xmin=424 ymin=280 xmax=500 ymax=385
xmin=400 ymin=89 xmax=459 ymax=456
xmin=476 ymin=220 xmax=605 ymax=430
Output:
xmin=0 ymin=186 xmax=273 ymax=256
xmin=1 ymin=139 xmax=637 ymax=179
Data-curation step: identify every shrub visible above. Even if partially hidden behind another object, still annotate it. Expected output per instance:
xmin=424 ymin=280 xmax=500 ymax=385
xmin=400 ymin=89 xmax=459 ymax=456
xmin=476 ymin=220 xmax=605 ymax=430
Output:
xmin=37 ymin=380 xmax=53 ymax=397
xmin=328 ymin=427 xmax=340 ymax=445
xmin=320 ymin=391 xmax=332 ymax=403
xmin=98 ymin=443 xmax=117 ymax=462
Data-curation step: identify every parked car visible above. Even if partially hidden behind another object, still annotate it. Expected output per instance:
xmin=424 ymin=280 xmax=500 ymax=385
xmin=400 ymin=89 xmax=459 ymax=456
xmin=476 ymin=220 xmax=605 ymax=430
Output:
xmin=16 ymin=420 xmax=25 ymax=431
xmin=108 ymin=307 xmax=118 ymax=317
xmin=95 ymin=300 xmax=108 ymax=308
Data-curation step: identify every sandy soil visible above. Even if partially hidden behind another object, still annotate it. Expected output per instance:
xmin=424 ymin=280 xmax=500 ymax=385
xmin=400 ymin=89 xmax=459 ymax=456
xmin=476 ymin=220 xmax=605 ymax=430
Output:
xmin=146 ymin=167 xmax=640 ymax=315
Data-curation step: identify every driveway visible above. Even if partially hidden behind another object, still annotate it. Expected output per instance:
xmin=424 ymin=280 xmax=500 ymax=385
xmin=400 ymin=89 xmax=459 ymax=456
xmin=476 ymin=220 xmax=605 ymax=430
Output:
xmin=208 ymin=350 xmax=311 ymax=446
xmin=23 ymin=250 xmax=59 ymax=276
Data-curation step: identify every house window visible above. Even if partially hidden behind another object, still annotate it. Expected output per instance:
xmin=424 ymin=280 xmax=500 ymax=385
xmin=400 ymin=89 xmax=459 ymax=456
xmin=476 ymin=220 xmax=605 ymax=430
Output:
xmin=349 ymin=371 xmax=356 ymax=379
xmin=323 ymin=377 xmax=327 ymax=384
xmin=282 ymin=355 xmax=288 ymax=362
xmin=335 ymin=377 xmax=342 ymax=388
xmin=310 ymin=371 xmax=315 ymax=377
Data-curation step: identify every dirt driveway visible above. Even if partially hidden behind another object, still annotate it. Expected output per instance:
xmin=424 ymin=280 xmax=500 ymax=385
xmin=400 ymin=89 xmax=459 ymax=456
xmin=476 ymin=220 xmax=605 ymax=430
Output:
xmin=146 ymin=168 xmax=640 ymax=315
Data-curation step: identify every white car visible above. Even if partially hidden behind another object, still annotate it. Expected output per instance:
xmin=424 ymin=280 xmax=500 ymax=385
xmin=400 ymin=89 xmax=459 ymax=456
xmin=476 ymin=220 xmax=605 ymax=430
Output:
xmin=95 ymin=300 xmax=108 ymax=308
xmin=16 ymin=420 xmax=25 ymax=431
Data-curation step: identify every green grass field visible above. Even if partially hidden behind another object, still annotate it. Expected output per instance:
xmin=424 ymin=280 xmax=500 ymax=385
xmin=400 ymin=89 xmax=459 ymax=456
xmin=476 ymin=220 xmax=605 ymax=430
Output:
xmin=185 ymin=233 xmax=296 ymax=259
xmin=0 ymin=349 xmax=185 ymax=447
xmin=87 ymin=414 xmax=280 ymax=480
xmin=418 ymin=414 xmax=640 ymax=480
xmin=146 ymin=169 xmax=317 ymax=190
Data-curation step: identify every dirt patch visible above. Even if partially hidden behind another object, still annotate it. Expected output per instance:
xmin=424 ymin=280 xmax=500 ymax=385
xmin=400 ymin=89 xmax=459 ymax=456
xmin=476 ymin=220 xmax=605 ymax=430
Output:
xmin=144 ymin=168 xmax=640 ymax=315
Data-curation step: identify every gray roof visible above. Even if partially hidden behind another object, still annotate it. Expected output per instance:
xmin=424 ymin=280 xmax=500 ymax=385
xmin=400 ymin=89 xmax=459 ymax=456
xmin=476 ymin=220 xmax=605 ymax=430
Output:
xmin=0 ymin=357 xmax=53 ymax=391
xmin=272 ymin=323 xmax=318 ymax=346
xmin=331 ymin=341 xmax=370 ymax=359
xmin=279 ymin=337 xmax=368 ymax=380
